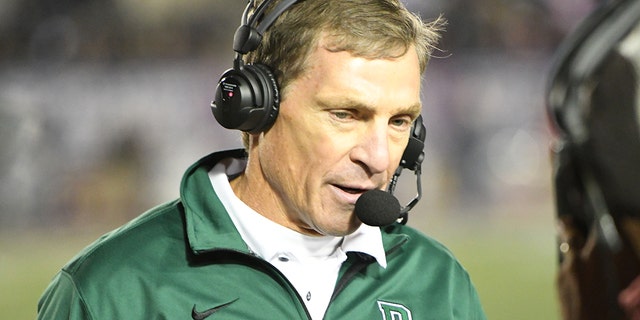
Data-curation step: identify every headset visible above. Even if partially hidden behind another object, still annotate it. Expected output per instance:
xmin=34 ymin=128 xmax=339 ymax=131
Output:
xmin=210 ymin=0 xmax=297 ymax=134
xmin=389 ymin=114 xmax=425 ymax=224
xmin=211 ymin=0 xmax=426 ymax=173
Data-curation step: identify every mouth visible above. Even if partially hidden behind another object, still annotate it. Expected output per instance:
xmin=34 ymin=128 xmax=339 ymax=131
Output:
xmin=337 ymin=186 xmax=368 ymax=194
xmin=331 ymin=184 xmax=373 ymax=204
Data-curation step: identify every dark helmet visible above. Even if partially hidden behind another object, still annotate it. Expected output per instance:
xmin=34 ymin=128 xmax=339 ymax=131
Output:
xmin=546 ymin=0 xmax=640 ymax=319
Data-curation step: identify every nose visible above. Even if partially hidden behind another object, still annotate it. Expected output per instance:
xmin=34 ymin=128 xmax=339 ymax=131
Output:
xmin=350 ymin=121 xmax=391 ymax=175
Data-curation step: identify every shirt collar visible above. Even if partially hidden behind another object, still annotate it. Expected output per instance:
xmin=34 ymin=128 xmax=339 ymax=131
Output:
xmin=343 ymin=223 xmax=387 ymax=268
xmin=181 ymin=149 xmax=249 ymax=254
xmin=209 ymin=157 xmax=387 ymax=268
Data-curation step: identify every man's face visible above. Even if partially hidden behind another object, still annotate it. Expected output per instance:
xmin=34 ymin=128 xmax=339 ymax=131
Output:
xmin=244 ymin=39 xmax=422 ymax=236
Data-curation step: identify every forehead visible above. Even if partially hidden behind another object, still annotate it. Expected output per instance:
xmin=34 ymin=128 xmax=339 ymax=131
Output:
xmin=298 ymin=41 xmax=422 ymax=114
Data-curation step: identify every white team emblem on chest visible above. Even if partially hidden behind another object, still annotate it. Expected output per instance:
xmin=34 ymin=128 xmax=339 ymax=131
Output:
xmin=377 ymin=301 xmax=413 ymax=320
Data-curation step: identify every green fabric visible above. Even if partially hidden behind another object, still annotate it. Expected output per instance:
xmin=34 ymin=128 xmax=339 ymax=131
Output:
xmin=38 ymin=149 xmax=486 ymax=319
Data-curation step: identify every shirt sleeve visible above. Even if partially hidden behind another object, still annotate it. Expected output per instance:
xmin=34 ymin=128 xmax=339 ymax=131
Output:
xmin=37 ymin=271 xmax=93 ymax=320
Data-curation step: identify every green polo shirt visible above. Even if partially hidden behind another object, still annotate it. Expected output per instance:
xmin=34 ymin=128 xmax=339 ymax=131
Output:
xmin=38 ymin=149 xmax=486 ymax=319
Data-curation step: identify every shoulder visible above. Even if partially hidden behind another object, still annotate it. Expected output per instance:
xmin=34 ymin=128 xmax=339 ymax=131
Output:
xmin=39 ymin=200 xmax=186 ymax=318
xmin=381 ymin=223 xmax=473 ymax=283
xmin=378 ymin=224 xmax=486 ymax=318
xmin=63 ymin=199 xmax=185 ymax=279
xmin=382 ymin=223 xmax=458 ymax=261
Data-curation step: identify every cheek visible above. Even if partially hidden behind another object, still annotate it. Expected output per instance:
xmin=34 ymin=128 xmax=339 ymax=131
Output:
xmin=392 ymin=141 xmax=409 ymax=166
xmin=278 ymin=117 xmax=348 ymax=164
xmin=258 ymin=120 xmax=321 ymax=185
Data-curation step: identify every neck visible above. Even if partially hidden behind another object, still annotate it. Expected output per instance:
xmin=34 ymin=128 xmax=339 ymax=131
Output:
xmin=230 ymin=167 xmax=321 ymax=236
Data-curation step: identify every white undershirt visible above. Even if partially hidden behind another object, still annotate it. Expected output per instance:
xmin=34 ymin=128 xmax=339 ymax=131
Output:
xmin=208 ymin=157 xmax=386 ymax=320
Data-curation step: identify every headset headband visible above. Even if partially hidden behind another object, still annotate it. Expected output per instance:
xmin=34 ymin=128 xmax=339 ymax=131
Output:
xmin=233 ymin=0 xmax=300 ymax=56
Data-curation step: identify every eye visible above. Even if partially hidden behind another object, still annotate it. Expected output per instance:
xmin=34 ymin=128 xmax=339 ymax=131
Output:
xmin=330 ymin=110 xmax=356 ymax=121
xmin=390 ymin=116 xmax=412 ymax=130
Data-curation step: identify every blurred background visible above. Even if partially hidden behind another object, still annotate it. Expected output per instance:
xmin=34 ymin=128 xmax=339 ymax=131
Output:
xmin=0 ymin=0 xmax=598 ymax=318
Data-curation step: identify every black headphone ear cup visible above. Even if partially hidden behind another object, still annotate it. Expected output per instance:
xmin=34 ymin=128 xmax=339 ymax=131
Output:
xmin=400 ymin=116 xmax=426 ymax=171
xmin=247 ymin=63 xmax=280 ymax=132
xmin=211 ymin=64 xmax=280 ymax=133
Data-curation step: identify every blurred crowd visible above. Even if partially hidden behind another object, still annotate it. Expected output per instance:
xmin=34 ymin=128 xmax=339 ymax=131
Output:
xmin=0 ymin=0 xmax=593 ymax=62
xmin=0 ymin=0 xmax=597 ymax=230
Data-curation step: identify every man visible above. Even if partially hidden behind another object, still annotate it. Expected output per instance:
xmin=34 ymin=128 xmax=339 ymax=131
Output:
xmin=547 ymin=0 xmax=640 ymax=319
xmin=38 ymin=0 xmax=486 ymax=319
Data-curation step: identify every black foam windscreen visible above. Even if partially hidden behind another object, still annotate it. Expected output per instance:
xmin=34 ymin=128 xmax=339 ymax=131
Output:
xmin=355 ymin=189 xmax=402 ymax=226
